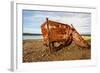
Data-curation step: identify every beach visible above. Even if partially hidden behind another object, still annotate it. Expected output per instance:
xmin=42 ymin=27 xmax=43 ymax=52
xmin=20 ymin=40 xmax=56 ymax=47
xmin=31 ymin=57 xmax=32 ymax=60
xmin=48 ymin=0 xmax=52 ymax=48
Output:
xmin=23 ymin=36 xmax=91 ymax=63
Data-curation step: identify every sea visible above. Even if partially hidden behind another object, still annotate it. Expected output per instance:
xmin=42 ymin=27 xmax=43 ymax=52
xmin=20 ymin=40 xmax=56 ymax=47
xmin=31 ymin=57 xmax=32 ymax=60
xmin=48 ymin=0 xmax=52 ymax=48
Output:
xmin=23 ymin=34 xmax=91 ymax=40
xmin=23 ymin=35 xmax=43 ymax=40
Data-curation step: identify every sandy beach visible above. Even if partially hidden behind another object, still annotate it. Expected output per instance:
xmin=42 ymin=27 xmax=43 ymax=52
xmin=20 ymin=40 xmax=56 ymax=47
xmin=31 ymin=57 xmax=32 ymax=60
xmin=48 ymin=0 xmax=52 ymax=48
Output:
xmin=23 ymin=36 xmax=91 ymax=63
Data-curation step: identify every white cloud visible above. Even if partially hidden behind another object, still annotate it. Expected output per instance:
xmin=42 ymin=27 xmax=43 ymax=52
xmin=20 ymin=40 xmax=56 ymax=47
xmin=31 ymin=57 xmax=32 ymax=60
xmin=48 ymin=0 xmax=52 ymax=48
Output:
xmin=23 ymin=27 xmax=41 ymax=34
xmin=23 ymin=10 xmax=91 ymax=34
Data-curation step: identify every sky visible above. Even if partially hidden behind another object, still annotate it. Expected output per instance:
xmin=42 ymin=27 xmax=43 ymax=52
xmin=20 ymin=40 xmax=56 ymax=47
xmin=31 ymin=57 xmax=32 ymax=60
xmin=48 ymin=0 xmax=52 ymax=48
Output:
xmin=23 ymin=10 xmax=91 ymax=34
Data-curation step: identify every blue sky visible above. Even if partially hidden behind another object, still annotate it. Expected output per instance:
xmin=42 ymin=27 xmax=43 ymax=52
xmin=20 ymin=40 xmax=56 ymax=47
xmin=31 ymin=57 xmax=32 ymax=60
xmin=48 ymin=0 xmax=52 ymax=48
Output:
xmin=23 ymin=10 xmax=91 ymax=34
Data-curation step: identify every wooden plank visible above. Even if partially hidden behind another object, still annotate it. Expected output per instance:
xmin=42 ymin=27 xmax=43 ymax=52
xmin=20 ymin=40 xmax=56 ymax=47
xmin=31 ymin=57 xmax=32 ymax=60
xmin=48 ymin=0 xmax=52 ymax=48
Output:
xmin=46 ymin=18 xmax=53 ymax=53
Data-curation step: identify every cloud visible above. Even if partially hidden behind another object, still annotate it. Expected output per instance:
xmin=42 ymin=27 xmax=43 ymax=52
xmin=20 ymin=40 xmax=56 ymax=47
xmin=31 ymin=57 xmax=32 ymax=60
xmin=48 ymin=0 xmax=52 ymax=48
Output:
xmin=23 ymin=10 xmax=91 ymax=34
xmin=23 ymin=27 xmax=41 ymax=34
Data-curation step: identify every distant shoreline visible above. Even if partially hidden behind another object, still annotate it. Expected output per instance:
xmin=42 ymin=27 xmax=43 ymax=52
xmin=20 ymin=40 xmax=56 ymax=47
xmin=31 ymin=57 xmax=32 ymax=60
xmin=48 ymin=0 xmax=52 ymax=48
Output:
xmin=23 ymin=33 xmax=91 ymax=36
xmin=23 ymin=33 xmax=42 ymax=36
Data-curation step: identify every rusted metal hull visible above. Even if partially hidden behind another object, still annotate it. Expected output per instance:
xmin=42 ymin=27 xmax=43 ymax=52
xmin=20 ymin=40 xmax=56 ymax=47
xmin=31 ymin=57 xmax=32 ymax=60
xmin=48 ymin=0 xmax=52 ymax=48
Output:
xmin=41 ymin=18 xmax=90 ymax=53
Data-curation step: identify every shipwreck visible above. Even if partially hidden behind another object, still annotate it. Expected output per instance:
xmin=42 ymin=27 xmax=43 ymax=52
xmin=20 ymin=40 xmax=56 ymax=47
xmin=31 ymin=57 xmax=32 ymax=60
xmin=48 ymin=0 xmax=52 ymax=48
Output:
xmin=41 ymin=18 xmax=90 ymax=53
